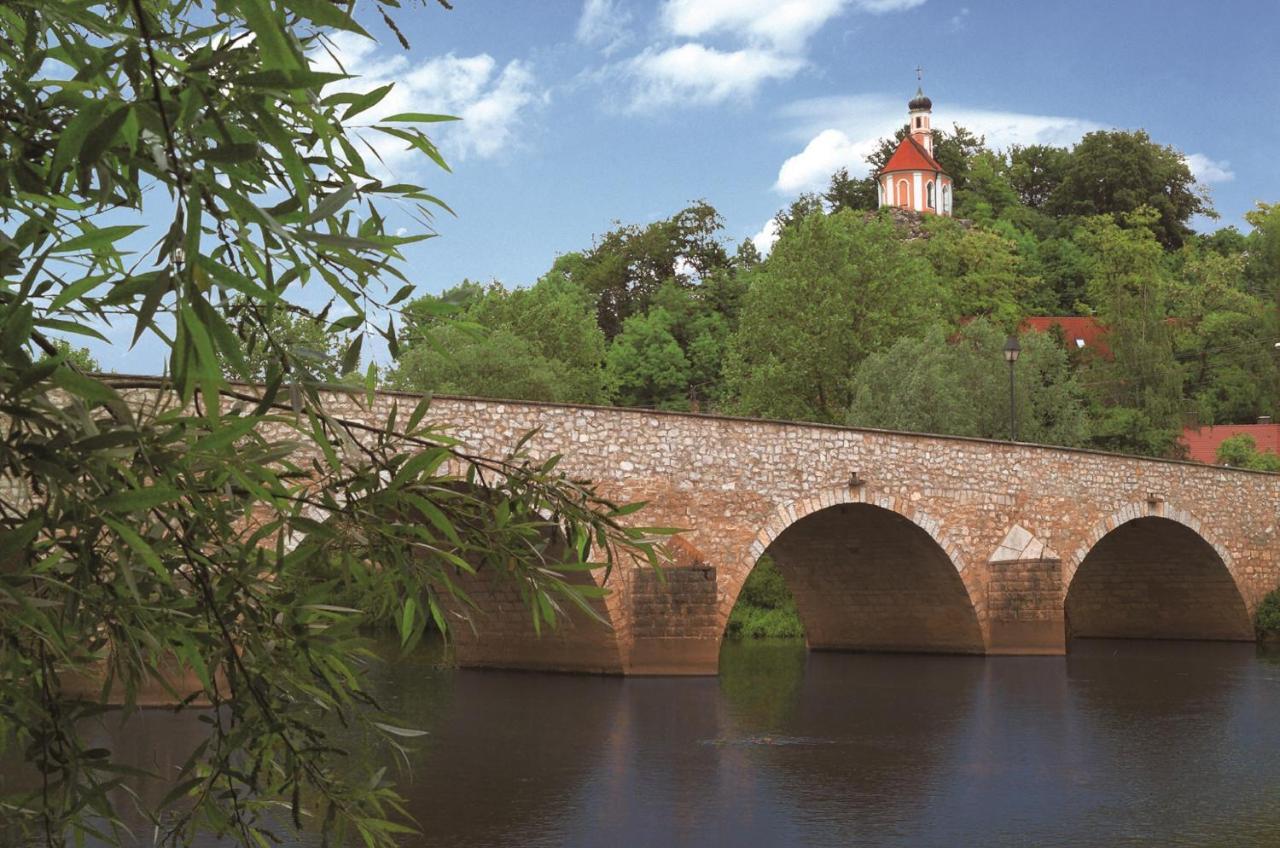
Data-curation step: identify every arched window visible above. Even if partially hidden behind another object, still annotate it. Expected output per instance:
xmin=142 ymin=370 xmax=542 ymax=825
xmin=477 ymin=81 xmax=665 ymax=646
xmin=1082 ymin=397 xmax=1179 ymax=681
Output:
xmin=942 ymin=184 xmax=951 ymax=214
xmin=915 ymin=117 xmax=922 ymax=128
xmin=897 ymin=179 xmax=909 ymax=207
xmin=926 ymin=180 xmax=935 ymax=208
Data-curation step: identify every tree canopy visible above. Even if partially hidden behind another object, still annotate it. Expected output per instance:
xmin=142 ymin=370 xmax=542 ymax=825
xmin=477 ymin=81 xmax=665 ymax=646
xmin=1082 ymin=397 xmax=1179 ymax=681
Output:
xmin=0 ymin=1 xmax=662 ymax=844
xmin=383 ymin=120 xmax=1274 ymax=466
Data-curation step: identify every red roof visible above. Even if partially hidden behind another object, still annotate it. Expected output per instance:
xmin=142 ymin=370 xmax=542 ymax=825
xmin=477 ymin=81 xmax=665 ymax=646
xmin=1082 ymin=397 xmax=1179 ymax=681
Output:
xmin=1180 ymin=423 xmax=1280 ymax=464
xmin=881 ymin=134 xmax=946 ymax=174
xmin=1021 ymin=316 xmax=1111 ymax=357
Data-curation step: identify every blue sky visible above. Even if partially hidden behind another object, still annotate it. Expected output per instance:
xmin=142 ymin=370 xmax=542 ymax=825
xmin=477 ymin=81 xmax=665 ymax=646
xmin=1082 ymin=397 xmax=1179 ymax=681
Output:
xmin=359 ymin=0 xmax=1279 ymax=289
xmin=87 ymin=0 xmax=1280 ymax=371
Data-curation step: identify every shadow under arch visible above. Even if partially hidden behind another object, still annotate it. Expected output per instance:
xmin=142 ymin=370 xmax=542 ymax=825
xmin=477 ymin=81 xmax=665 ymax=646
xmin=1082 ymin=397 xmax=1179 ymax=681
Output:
xmin=1064 ymin=505 xmax=1253 ymax=642
xmin=728 ymin=487 xmax=985 ymax=656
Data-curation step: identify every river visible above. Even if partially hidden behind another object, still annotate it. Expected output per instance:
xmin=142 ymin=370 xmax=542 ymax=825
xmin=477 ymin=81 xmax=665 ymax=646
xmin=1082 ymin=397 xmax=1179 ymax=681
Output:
xmin=9 ymin=638 xmax=1280 ymax=847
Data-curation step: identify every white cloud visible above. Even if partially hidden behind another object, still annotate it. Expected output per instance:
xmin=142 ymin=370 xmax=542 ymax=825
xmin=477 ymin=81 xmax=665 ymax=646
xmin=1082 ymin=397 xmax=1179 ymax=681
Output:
xmin=775 ymin=128 xmax=881 ymax=193
xmin=624 ymin=43 xmax=804 ymax=110
xmin=853 ymin=0 xmax=927 ymax=12
xmin=751 ymin=217 xmax=781 ymax=255
xmin=606 ymin=0 xmax=924 ymax=112
xmin=660 ymin=0 xmax=849 ymax=53
xmin=577 ymin=0 xmax=633 ymax=55
xmin=312 ymin=32 xmax=546 ymax=171
xmin=773 ymin=94 xmax=1103 ymax=193
xmin=1186 ymin=152 xmax=1235 ymax=184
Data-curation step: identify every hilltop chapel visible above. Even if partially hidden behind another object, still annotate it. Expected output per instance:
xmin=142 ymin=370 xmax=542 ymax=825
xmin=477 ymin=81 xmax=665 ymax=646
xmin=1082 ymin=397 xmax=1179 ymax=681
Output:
xmin=877 ymin=84 xmax=952 ymax=216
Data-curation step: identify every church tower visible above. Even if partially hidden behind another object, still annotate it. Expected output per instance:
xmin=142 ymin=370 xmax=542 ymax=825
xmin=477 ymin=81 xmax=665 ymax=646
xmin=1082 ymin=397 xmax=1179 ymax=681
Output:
xmin=908 ymin=87 xmax=933 ymax=155
xmin=877 ymin=78 xmax=952 ymax=216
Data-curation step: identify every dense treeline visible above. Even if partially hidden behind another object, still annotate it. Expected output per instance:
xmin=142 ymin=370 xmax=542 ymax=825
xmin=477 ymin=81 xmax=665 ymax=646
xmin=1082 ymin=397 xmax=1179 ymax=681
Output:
xmin=378 ymin=127 xmax=1280 ymax=459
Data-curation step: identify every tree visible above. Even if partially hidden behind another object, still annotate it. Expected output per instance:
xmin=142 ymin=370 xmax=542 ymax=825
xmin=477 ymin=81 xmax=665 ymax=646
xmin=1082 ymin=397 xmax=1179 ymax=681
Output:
xmin=1169 ymin=244 xmax=1278 ymax=425
xmin=772 ymin=191 xmax=825 ymax=233
xmin=0 ymin=2 xmax=660 ymax=845
xmin=1077 ymin=210 xmax=1187 ymax=455
xmin=919 ymin=216 xmax=1031 ymax=326
xmin=389 ymin=324 xmax=568 ymax=402
xmin=1215 ymin=434 xmax=1280 ymax=472
xmin=824 ymin=166 xmax=878 ymax=213
xmin=394 ymin=273 xmax=608 ymax=404
xmin=236 ymin=303 xmax=349 ymax=382
xmin=931 ymin=124 xmax=986 ymax=195
xmin=604 ymin=308 xmax=691 ymax=409
xmin=467 ymin=273 xmax=608 ymax=403
xmin=567 ymin=201 xmax=730 ymax=339
xmin=724 ymin=210 xmax=941 ymax=422
xmin=1007 ymin=144 xmax=1071 ymax=209
xmin=40 ymin=338 xmax=100 ymax=372
xmin=953 ymin=150 xmax=1019 ymax=223
xmin=846 ymin=320 xmax=1090 ymax=446
xmin=1049 ymin=130 xmax=1212 ymax=248
xmin=1244 ymin=203 xmax=1280 ymax=299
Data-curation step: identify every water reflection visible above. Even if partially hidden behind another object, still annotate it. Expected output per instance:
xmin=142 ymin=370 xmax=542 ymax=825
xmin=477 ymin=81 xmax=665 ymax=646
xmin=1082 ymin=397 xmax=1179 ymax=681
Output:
xmin=8 ymin=637 xmax=1280 ymax=847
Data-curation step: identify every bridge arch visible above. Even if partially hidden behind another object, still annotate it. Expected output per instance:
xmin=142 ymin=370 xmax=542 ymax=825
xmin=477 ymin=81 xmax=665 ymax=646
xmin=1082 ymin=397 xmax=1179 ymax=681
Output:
xmin=726 ymin=486 xmax=986 ymax=655
xmin=1064 ymin=502 xmax=1253 ymax=642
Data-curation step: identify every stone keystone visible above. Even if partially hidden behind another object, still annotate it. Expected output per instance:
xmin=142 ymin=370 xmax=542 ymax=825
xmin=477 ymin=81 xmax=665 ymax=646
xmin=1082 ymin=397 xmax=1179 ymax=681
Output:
xmin=990 ymin=524 xmax=1059 ymax=562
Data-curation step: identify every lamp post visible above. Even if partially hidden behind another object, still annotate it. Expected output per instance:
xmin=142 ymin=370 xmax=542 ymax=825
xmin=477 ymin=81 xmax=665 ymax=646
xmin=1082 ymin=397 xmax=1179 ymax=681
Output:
xmin=1003 ymin=335 xmax=1021 ymax=441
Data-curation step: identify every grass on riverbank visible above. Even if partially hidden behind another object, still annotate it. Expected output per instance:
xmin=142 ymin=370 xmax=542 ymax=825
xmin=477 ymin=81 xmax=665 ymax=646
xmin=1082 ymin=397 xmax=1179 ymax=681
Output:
xmin=725 ymin=555 xmax=805 ymax=639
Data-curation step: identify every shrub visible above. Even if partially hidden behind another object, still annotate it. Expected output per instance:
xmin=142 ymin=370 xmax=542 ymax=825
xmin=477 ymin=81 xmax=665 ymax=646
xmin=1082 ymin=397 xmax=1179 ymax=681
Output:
xmin=1256 ymin=589 xmax=1280 ymax=638
xmin=725 ymin=556 xmax=805 ymax=639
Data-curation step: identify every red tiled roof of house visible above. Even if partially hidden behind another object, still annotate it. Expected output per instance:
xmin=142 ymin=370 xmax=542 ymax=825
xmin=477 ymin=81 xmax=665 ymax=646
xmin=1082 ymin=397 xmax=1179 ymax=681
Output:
xmin=1021 ymin=316 xmax=1111 ymax=357
xmin=881 ymin=134 xmax=945 ymax=174
xmin=1180 ymin=423 xmax=1280 ymax=464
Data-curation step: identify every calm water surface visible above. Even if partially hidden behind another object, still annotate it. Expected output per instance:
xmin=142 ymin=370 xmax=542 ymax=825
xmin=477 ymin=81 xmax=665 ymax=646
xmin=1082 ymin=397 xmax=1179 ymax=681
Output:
xmin=13 ymin=638 xmax=1280 ymax=847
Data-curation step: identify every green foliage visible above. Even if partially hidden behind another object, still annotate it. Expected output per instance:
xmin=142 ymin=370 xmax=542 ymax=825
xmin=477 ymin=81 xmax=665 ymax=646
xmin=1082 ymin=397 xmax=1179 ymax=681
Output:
xmin=1244 ymin=203 xmax=1280 ymax=298
xmin=1215 ymin=434 xmax=1280 ymax=472
xmin=724 ymin=209 xmax=940 ymax=422
xmin=566 ymin=201 xmax=731 ymax=339
xmin=1077 ymin=210 xmax=1188 ymax=455
xmin=1255 ymin=588 xmax=1280 ymax=637
xmin=237 ymin=302 xmax=350 ymax=382
xmin=392 ymin=274 xmax=608 ymax=404
xmin=605 ymin=307 xmax=691 ymax=409
xmin=40 ymin=338 xmax=100 ymax=372
xmin=953 ymin=150 xmax=1019 ymax=223
xmin=725 ymin=556 xmax=804 ymax=640
xmin=824 ymin=166 xmax=878 ymax=213
xmin=1007 ymin=144 xmax=1072 ymax=209
xmin=920 ymin=216 xmax=1032 ymax=326
xmin=390 ymin=324 xmax=570 ymax=401
xmin=847 ymin=319 xmax=1090 ymax=445
xmin=1049 ymin=130 xmax=1212 ymax=248
xmin=0 ymin=2 xmax=664 ymax=844
xmin=1170 ymin=244 xmax=1279 ymax=425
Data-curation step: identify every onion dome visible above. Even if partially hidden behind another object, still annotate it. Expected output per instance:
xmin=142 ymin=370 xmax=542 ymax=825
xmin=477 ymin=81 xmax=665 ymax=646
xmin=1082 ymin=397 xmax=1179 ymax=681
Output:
xmin=908 ymin=87 xmax=932 ymax=111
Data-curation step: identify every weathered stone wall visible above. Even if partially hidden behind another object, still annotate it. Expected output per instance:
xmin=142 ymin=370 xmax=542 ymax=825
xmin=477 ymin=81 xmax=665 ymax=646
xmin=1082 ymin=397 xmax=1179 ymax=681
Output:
xmin=97 ymin=381 xmax=1280 ymax=674
xmin=986 ymin=558 xmax=1064 ymax=654
xmin=628 ymin=565 xmax=720 ymax=673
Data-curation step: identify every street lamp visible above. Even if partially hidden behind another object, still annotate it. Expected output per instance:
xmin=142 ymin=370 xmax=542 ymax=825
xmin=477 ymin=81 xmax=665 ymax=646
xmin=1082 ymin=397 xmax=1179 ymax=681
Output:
xmin=1003 ymin=335 xmax=1021 ymax=442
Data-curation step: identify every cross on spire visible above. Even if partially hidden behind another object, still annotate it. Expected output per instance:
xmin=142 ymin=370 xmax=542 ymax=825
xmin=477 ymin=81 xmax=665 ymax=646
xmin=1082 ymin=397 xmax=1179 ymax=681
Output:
xmin=916 ymin=65 xmax=924 ymax=82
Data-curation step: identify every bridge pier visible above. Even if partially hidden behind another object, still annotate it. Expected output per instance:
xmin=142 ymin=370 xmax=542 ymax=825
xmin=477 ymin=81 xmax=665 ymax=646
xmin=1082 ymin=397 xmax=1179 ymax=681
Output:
xmin=985 ymin=526 xmax=1066 ymax=655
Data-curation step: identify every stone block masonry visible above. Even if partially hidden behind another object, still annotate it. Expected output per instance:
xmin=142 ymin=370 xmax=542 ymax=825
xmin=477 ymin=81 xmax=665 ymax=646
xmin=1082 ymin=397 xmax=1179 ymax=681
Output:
xmin=102 ymin=380 xmax=1280 ymax=675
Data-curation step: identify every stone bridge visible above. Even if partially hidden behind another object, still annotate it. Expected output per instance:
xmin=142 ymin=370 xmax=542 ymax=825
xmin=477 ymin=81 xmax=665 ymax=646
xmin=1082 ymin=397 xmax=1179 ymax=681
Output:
xmin=297 ymin=391 xmax=1279 ymax=677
